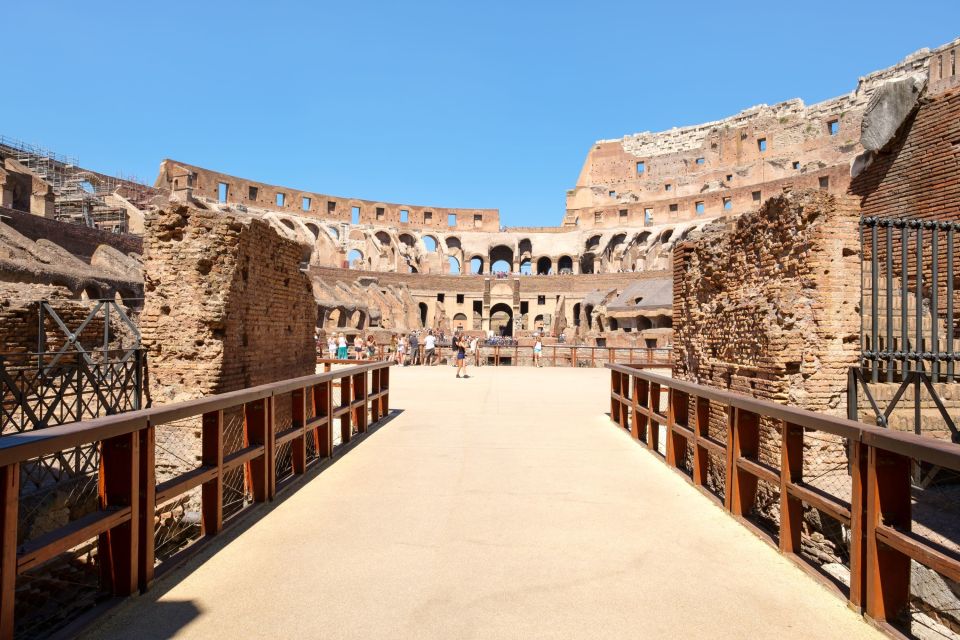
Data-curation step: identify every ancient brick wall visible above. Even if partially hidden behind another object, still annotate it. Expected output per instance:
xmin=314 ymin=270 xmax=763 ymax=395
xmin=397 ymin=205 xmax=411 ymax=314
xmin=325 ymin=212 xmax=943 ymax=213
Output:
xmin=673 ymin=190 xmax=861 ymax=499
xmin=141 ymin=205 xmax=316 ymax=403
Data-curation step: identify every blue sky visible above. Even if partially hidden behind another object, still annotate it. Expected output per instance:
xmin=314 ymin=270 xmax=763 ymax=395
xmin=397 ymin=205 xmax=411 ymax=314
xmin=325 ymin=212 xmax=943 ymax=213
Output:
xmin=2 ymin=1 xmax=958 ymax=226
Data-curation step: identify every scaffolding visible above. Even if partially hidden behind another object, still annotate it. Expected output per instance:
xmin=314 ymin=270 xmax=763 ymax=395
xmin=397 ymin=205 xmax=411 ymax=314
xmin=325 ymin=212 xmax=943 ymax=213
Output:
xmin=0 ymin=134 xmax=155 ymax=233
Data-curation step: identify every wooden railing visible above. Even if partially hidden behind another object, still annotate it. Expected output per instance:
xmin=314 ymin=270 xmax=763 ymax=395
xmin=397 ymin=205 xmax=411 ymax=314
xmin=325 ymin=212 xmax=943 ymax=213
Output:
xmin=607 ymin=363 xmax=960 ymax=637
xmin=0 ymin=360 xmax=392 ymax=638
xmin=322 ymin=345 xmax=672 ymax=368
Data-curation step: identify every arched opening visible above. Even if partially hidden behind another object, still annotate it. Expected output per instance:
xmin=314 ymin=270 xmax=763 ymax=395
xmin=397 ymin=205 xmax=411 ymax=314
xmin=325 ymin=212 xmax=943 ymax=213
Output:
xmin=445 ymin=236 xmax=461 ymax=251
xmin=351 ymin=310 xmax=365 ymax=329
xmin=81 ymin=285 xmax=100 ymax=301
xmin=347 ymin=249 xmax=364 ymax=269
xmin=609 ymin=233 xmax=626 ymax=250
xmin=489 ymin=245 xmax=513 ymax=273
xmin=489 ymin=303 xmax=513 ymax=337
xmin=470 ymin=256 xmax=483 ymax=274
xmin=418 ymin=302 xmax=429 ymax=327
xmin=518 ymin=238 xmax=532 ymax=256
xmin=536 ymin=257 xmax=552 ymax=275
xmin=636 ymin=231 xmax=651 ymax=245
xmin=573 ymin=303 xmax=581 ymax=327
xmin=519 ymin=258 xmax=532 ymax=275
xmin=653 ymin=315 xmax=673 ymax=329
xmin=659 ymin=229 xmax=674 ymax=244
xmin=586 ymin=235 xmax=601 ymax=251
xmin=636 ymin=316 xmax=653 ymax=330
xmin=534 ymin=314 xmax=544 ymax=331
xmin=328 ymin=227 xmax=340 ymax=240
xmin=305 ymin=223 xmax=320 ymax=239
xmin=558 ymin=255 xmax=573 ymax=273
xmin=448 ymin=256 xmax=461 ymax=274
xmin=280 ymin=218 xmax=295 ymax=230
xmin=375 ymin=231 xmax=391 ymax=245
xmin=423 ymin=235 xmax=438 ymax=252
xmin=585 ymin=304 xmax=595 ymax=330
xmin=335 ymin=307 xmax=350 ymax=328
xmin=453 ymin=312 xmax=468 ymax=330
xmin=399 ymin=233 xmax=416 ymax=247
xmin=609 ymin=318 xmax=619 ymax=330
xmin=580 ymin=254 xmax=595 ymax=274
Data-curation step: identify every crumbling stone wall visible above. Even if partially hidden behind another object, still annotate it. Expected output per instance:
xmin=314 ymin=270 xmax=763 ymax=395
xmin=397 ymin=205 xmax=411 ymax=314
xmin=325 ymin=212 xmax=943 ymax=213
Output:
xmin=673 ymin=190 xmax=860 ymax=516
xmin=141 ymin=205 xmax=316 ymax=403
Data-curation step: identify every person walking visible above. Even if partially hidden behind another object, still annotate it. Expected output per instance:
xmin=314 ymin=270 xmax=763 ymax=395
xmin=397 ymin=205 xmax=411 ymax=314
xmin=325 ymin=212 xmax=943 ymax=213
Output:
xmin=533 ymin=334 xmax=543 ymax=367
xmin=455 ymin=333 xmax=469 ymax=378
xmin=327 ymin=335 xmax=337 ymax=359
xmin=408 ymin=331 xmax=419 ymax=366
xmin=396 ymin=334 xmax=406 ymax=365
xmin=424 ymin=330 xmax=437 ymax=366
xmin=336 ymin=332 xmax=348 ymax=360
xmin=470 ymin=335 xmax=480 ymax=366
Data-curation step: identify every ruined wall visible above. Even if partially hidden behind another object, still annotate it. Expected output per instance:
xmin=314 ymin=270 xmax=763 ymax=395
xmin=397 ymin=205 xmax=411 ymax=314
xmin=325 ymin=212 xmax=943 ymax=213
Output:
xmin=0 ymin=283 xmax=109 ymax=355
xmin=141 ymin=205 xmax=316 ymax=404
xmin=1 ymin=206 xmax=142 ymax=259
xmin=673 ymin=190 xmax=860 ymax=412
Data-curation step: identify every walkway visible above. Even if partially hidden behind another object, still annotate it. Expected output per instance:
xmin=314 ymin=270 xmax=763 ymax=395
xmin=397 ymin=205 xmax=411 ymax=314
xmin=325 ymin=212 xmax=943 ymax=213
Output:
xmin=85 ymin=367 xmax=880 ymax=639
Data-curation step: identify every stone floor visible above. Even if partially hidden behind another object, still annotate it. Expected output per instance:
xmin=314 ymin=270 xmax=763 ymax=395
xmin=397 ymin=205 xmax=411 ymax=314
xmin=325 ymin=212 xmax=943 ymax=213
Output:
xmin=83 ymin=366 xmax=881 ymax=639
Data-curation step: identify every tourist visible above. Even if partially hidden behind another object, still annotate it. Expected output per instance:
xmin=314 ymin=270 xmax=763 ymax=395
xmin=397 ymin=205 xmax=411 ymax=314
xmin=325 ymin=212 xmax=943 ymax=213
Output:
xmin=408 ymin=331 xmax=419 ymax=365
xmin=533 ymin=334 xmax=543 ymax=367
xmin=469 ymin=335 xmax=480 ymax=366
xmin=424 ymin=330 xmax=437 ymax=366
xmin=336 ymin=332 xmax=348 ymax=360
xmin=396 ymin=334 xmax=406 ymax=365
xmin=455 ymin=333 xmax=469 ymax=378
xmin=327 ymin=335 xmax=337 ymax=359
xmin=353 ymin=335 xmax=364 ymax=360
xmin=366 ymin=335 xmax=377 ymax=359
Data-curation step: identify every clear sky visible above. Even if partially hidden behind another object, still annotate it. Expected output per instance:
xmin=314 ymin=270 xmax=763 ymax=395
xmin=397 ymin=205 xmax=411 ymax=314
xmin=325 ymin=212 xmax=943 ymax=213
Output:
xmin=2 ymin=1 xmax=958 ymax=227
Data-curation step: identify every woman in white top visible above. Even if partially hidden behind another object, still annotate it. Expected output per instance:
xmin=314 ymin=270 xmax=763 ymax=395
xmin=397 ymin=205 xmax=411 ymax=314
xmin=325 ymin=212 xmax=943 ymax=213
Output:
xmin=533 ymin=336 xmax=543 ymax=367
xmin=327 ymin=336 xmax=337 ymax=359
xmin=396 ymin=334 xmax=406 ymax=364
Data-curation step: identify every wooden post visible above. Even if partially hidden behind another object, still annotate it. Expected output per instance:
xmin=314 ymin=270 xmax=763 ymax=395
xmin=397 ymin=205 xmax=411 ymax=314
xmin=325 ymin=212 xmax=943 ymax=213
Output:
xmin=610 ymin=370 xmax=622 ymax=426
xmin=631 ymin=377 xmax=647 ymax=440
xmin=730 ymin=409 xmax=759 ymax=517
xmin=779 ymin=421 xmax=803 ymax=554
xmin=0 ymin=463 xmax=19 ymax=639
xmin=381 ymin=366 xmax=390 ymax=416
xmin=370 ymin=369 xmax=381 ymax=423
xmin=667 ymin=389 xmax=688 ymax=469
xmin=849 ymin=439 xmax=868 ymax=612
xmin=291 ymin=388 xmax=307 ymax=475
xmin=340 ymin=375 xmax=352 ymax=444
xmin=312 ymin=382 xmax=333 ymax=458
xmin=692 ymin=397 xmax=709 ymax=487
xmin=267 ymin=396 xmax=277 ymax=499
xmin=723 ymin=405 xmax=736 ymax=510
xmin=138 ymin=425 xmax=155 ymax=592
xmin=98 ymin=432 xmax=139 ymax=596
xmin=552 ymin=345 xmax=557 ymax=367
xmin=648 ymin=382 xmax=661 ymax=452
xmin=244 ymin=399 xmax=269 ymax=502
xmin=201 ymin=410 xmax=223 ymax=535
xmin=352 ymin=372 xmax=368 ymax=433
xmin=865 ymin=446 xmax=912 ymax=623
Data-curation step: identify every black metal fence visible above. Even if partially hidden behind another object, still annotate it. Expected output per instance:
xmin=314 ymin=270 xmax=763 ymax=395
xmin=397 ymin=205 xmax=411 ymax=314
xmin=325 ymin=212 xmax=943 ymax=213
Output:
xmin=853 ymin=216 xmax=959 ymax=442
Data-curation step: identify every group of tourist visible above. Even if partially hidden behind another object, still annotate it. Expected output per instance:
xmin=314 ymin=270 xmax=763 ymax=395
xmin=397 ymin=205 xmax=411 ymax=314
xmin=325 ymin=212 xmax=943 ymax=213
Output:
xmin=322 ymin=332 xmax=379 ymax=360
xmin=392 ymin=329 xmax=478 ymax=377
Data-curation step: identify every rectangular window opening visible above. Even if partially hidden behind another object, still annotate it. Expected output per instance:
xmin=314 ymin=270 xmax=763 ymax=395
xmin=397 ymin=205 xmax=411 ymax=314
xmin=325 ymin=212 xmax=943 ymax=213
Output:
xmin=327 ymin=200 xmax=336 ymax=212
xmin=400 ymin=209 xmax=409 ymax=223
xmin=217 ymin=182 xmax=228 ymax=203
xmin=351 ymin=206 xmax=360 ymax=224
xmin=723 ymin=197 xmax=732 ymax=210
xmin=537 ymin=295 xmax=545 ymax=305
xmin=792 ymin=161 xmax=800 ymax=170
xmin=819 ymin=176 xmax=830 ymax=190
xmin=644 ymin=208 xmax=653 ymax=225
xmin=695 ymin=201 xmax=705 ymax=214
xmin=619 ymin=209 xmax=628 ymax=219
xmin=520 ymin=301 xmax=529 ymax=315
xmin=437 ymin=293 xmax=445 ymax=302
xmin=248 ymin=186 xmax=259 ymax=200
xmin=276 ymin=192 xmax=286 ymax=207
xmin=448 ymin=213 xmax=457 ymax=226
xmin=664 ymin=183 xmax=672 ymax=192
xmin=594 ymin=212 xmax=602 ymax=222
xmin=757 ymin=138 xmax=767 ymax=152
xmin=669 ymin=203 xmax=678 ymax=213
xmin=456 ymin=294 xmax=465 ymax=304
xmin=726 ymin=174 xmax=733 ymax=182
xmin=424 ymin=211 xmax=433 ymax=222
xmin=752 ymin=191 xmax=761 ymax=202
xmin=827 ymin=120 xmax=839 ymax=136
xmin=302 ymin=196 xmax=312 ymax=212
xmin=376 ymin=207 xmax=385 ymax=220
xmin=473 ymin=300 xmax=482 ymax=314
xmin=695 ymin=157 xmax=705 ymax=165
xmin=636 ymin=161 xmax=645 ymax=175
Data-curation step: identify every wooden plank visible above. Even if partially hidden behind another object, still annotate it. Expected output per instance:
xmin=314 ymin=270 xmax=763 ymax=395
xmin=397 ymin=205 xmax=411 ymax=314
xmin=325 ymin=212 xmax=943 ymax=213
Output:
xmin=17 ymin=507 xmax=131 ymax=573
xmin=780 ymin=421 xmax=803 ymax=555
xmin=244 ymin=399 xmax=269 ymax=502
xmin=156 ymin=466 xmax=219 ymax=505
xmin=736 ymin=456 xmax=779 ymax=486
xmin=648 ymin=382 xmax=661 ymax=452
xmin=849 ymin=439 xmax=867 ymax=611
xmin=312 ymin=381 xmax=332 ymax=459
xmin=267 ymin=396 xmax=276 ymax=500
xmin=340 ymin=375 xmax=352 ymax=444
xmin=223 ymin=445 xmax=266 ymax=471
xmin=98 ymin=432 xmax=139 ymax=596
xmin=0 ymin=463 xmax=18 ymax=639
xmin=876 ymin=524 xmax=960 ymax=583
xmin=693 ymin=397 xmax=710 ymax=487
xmin=201 ymin=410 xmax=223 ymax=537
xmin=291 ymin=388 xmax=307 ymax=475
xmin=138 ymin=426 xmax=155 ymax=591
xmin=865 ymin=446 xmax=912 ymax=622
xmin=785 ymin=482 xmax=852 ymax=526
xmin=730 ymin=409 xmax=759 ymax=517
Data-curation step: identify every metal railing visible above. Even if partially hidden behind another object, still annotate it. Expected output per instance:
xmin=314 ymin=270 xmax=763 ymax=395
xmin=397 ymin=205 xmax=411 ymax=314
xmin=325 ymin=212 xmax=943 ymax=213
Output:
xmin=323 ymin=345 xmax=672 ymax=368
xmin=608 ymin=363 xmax=960 ymax=638
xmin=0 ymin=360 xmax=392 ymax=638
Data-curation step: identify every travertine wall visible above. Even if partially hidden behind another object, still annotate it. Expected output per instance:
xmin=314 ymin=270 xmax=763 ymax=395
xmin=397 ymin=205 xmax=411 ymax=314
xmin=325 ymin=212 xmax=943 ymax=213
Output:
xmin=141 ymin=205 xmax=316 ymax=404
